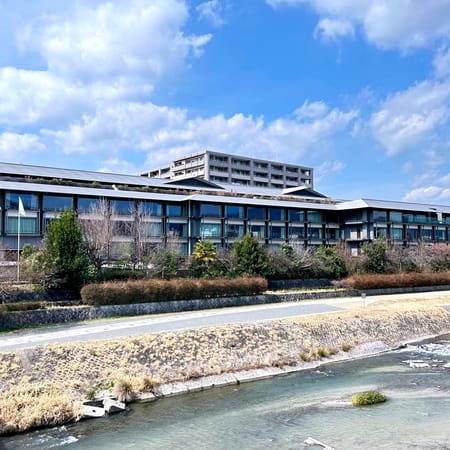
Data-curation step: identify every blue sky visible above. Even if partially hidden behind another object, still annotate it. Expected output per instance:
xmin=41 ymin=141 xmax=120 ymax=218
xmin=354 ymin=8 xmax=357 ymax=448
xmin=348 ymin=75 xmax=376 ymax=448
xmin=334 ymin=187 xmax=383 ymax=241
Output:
xmin=1 ymin=0 xmax=450 ymax=203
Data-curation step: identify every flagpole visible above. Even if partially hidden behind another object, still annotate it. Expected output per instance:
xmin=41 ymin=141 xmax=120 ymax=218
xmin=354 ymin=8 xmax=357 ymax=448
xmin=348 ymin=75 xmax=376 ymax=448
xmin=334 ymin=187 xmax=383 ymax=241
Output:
xmin=17 ymin=211 xmax=20 ymax=282
xmin=17 ymin=197 xmax=25 ymax=283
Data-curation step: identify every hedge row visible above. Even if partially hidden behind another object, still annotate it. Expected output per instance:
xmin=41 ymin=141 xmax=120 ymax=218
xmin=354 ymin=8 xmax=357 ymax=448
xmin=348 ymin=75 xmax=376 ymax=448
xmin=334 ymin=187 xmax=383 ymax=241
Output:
xmin=80 ymin=277 xmax=268 ymax=306
xmin=341 ymin=272 xmax=450 ymax=290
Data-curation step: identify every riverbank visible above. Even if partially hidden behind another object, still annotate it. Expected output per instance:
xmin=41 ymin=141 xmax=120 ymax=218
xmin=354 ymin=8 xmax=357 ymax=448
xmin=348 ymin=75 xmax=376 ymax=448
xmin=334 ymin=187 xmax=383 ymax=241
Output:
xmin=1 ymin=294 xmax=450 ymax=435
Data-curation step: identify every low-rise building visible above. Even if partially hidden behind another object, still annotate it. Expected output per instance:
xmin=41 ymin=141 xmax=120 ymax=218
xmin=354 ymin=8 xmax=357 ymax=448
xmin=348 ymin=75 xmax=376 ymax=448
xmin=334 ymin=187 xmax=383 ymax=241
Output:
xmin=0 ymin=160 xmax=449 ymax=258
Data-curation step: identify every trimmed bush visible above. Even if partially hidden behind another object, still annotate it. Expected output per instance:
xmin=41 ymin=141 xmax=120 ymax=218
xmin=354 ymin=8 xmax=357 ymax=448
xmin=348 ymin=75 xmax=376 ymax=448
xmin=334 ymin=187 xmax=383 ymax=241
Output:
xmin=352 ymin=391 xmax=387 ymax=406
xmin=81 ymin=277 xmax=268 ymax=306
xmin=340 ymin=272 xmax=450 ymax=290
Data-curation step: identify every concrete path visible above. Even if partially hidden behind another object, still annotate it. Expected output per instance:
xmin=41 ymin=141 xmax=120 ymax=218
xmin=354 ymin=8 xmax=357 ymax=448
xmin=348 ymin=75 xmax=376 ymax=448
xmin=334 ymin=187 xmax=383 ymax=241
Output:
xmin=1 ymin=290 xmax=450 ymax=352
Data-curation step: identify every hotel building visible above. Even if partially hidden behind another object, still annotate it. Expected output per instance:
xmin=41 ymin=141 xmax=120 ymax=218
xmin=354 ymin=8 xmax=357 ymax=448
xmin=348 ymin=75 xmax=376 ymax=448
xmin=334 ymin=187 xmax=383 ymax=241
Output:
xmin=0 ymin=159 xmax=449 ymax=258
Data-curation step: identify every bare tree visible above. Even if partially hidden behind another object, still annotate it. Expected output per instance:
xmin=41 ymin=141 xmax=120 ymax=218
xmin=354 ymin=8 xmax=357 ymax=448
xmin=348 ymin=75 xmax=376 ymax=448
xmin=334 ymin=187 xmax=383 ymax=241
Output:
xmin=79 ymin=199 xmax=117 ymax=270
xmin=127 ymin=203 xmax=157 ymax=270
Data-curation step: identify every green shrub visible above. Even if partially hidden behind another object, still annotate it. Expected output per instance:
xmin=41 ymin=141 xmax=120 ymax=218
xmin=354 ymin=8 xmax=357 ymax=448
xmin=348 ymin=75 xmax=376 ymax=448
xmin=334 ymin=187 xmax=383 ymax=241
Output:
xmin=81 ymin=277 xmax=268 ymax=306
xmin=352 ymin=391 xmax=387 ymax=406
xmin=0 ymin=301 xmax=46 ymax=314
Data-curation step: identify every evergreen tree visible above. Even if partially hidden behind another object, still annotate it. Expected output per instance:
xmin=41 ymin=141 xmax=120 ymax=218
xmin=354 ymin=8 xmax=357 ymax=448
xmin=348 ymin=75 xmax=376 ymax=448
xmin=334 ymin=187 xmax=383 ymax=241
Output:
xmin=44 ymin=210 xmax=92 ymax=289
xmin=232 ymin=234 xmax=270 ymax=277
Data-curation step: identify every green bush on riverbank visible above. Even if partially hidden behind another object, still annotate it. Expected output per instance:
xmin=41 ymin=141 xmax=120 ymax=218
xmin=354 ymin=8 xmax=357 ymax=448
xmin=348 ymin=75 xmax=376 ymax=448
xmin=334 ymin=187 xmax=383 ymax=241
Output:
xmin=80 ymin=277 xmax=268 ymax=306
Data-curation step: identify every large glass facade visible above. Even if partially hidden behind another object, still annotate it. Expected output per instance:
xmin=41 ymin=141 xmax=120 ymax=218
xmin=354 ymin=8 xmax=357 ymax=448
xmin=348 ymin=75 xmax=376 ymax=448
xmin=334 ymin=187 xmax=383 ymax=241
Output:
xmin=142 ymin=221 xmax=163 ymax=237
xmin=373 ymin=210 xmax=387 ymax=222
xmin=269 ymin=225 xmax=285 ymax=239
xmin=268 ymin=208 xmax=285 ymax=221
xmin=110 ymin=199 xmax=134 ymax=215
xmin=43 ymin=195 xmax=73 ymax=211
xmin=288 ymin=226 xmax=305 ymax=240
xmin=288 ymin=209 xmax=305 ymax=222
xmin=200 ymin=203 xmax=221 ymax=217
xmin=225 ymin=205 xmax=243 ymax=219
xmin=167 ymin=204 xmax=185 ymax=217
xmin=6 ymin=192 xmax=38 ymax=210
xmin=167 ymin=222 xmax=188 ymax=237
xmin=390 ymin=211 xmax=402 ymax=223
xmin=200 ymin=223 xmax=221 ymax=238
xmin=77 ymin=197 xmax=102 ymax=213
xmin=225 ymin=224 xmax=244 ymax=238
xmin=308 ymin=227 xmax=323 ymax=240
xmin=6 ymin=216 xmax=39 ymax=234
xmin=307 ymin=211 xmax=322 ymax=223
xmin=391 ymin=227 xmax=403 ymax=240
xmin=140 ymin=201 xmax=163 ymax=217
xmin=248 ymin=207 xmax=265 ymax=220
xmin=249 ymin=224 xmax=265 ymax=239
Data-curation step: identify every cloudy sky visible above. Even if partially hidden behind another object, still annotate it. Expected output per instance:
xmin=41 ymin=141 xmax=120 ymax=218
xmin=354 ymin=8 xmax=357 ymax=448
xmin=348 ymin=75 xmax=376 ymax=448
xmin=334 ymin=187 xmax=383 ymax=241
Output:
xmin=1 ymin=0 xmax=450 ymax=203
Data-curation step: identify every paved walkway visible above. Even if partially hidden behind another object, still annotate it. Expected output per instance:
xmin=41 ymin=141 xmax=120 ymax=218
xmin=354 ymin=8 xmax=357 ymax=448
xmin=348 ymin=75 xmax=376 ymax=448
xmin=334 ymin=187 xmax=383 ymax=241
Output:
xmin=1 ymin=290 xmax=450 ymax=352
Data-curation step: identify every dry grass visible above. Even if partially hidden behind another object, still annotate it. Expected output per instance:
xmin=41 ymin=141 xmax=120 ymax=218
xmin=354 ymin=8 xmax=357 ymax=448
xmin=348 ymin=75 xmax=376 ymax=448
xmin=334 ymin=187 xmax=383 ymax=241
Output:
xmin=1 ymin=296 xmax=450 ymax=435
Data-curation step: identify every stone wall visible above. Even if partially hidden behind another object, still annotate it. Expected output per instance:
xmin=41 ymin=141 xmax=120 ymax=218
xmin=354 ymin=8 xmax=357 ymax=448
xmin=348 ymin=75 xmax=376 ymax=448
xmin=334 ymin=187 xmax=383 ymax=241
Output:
xmin=2 ymin=286 xmax=450 ymax=330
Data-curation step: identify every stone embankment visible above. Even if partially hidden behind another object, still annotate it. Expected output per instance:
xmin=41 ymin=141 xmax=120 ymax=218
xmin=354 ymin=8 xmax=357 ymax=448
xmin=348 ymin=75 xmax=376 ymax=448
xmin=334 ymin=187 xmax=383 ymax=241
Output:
xmin=1 ymin=296 xmax=450 ymax=435
xmin=3 ymin=285 xmax=450 ymax=330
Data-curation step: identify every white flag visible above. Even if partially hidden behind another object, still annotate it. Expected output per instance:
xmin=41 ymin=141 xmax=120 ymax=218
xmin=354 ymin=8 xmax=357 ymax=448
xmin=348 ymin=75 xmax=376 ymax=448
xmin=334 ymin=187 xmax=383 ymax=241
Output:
xmin=18 ymin=197 xmax=26 ymax=217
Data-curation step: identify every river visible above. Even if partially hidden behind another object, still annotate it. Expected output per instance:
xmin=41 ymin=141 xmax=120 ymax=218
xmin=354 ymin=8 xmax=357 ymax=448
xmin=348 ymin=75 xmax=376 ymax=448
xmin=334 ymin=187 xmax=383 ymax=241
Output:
xmin=2 ymin=336 xmax=450 ymax=449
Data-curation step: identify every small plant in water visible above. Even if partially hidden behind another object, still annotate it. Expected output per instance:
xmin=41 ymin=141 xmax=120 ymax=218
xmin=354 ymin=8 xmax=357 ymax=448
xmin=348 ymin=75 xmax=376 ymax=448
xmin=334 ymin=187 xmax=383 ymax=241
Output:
xmin=352 ymin=391 xmax=387 ymax=407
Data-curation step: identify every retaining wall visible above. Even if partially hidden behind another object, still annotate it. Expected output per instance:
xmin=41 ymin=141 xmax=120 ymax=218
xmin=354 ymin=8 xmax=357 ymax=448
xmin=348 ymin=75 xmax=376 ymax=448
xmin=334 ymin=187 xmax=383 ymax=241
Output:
xmin=2 ymin=286 xmax=450 ymax=330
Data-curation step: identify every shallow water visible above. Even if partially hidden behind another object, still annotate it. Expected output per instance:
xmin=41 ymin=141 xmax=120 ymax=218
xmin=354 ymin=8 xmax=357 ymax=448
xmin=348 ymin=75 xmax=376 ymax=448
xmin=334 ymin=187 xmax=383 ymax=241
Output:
xmin=3 ymin=337 xmax=450 ymax=449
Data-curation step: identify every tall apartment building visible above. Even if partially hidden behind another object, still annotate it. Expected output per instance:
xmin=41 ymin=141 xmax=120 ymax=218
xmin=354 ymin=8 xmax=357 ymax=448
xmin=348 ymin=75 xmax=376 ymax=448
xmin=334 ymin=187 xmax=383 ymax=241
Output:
xmin=141 ymin=150 xmax=314 ymax=189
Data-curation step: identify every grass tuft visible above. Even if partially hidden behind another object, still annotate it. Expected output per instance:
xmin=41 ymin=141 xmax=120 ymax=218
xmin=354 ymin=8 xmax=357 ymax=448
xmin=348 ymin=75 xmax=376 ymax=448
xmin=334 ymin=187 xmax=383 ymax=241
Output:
xmin=352 ymin=391 xmax=387 ymax=407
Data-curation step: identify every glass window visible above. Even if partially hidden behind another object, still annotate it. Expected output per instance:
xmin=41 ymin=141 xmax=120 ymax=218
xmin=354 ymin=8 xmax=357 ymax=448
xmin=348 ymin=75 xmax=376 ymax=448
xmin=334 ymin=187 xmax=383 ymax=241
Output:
xmin=269 ymin=208 xmax=285 ymax=221
xmin=78 ymin=197 xmax=102 ymax=213
xmin=225 ymin=224 xmax=244 ymax=238
xmin=200 ymin=203 xmax=221 ymax=218
xmin=270 ymin=225 xmax=285 ymax=239
xmin=421 ymin=228 xmax=433 ymax=241
xmin=308 ymin=227 xmax=323 ymax=240
xmin=288 ymin=226 xmax=305 ymax=240
xmin=307 ymin=211 xmax=322 ymax=223
xmin=43 ymin=195 xmax=73 ymax=211
xmin=168 ymin=222 xmax=188 ymax=237
xmin=414 ymin=214 xmax=426 ymax=223
xmin=373 ymin=210 xmax=387 ymax=222
xmin=110 ymin=199 xmax=134 ymax=216
xmin=435 ymin=229 xmax=446 ymax=241
xmin=402 ymin=213 xmax=413 ymax=223
xmin=115 ymin=220 xmax=133 ymax=236
xmin=200 ymin=223 xmax=221 ymax=238
xmin=6 ymin=216 xmax=39 ymax=234
xmin=110 ymin=242 xmax=131 ymax=259
xmin=391 ymin=227 xmax=403 ymax=240
xmin=326 ymin=228 xmax=339 ymax=240
xmin=142 ymin=221 xmax=162 ymax=237
xmin=167 ymin=204 xmax=184 ymax=217
xmin=248 ymin=207 xmax=265 ymax=220
xmin=406 ymin=228 xmax=419 ymax=240
xmin=375 ymin=227 xmax=387 ymax=238
xmin=390 ymin=211 xmax=402 ymax=223
xmin=140 ymin=201 xmax=162 ymax=217
xmin=249 ymin=224 xmax=265 ymax=239
xmin=288 ymin=209 xmax=305 ymax=222
xmin=6 ymin=192 xmax=38 ymax=210
xmin=225 ymin=205 xmax=243 ymax=219
xmin=345 ymin=212 xmax=362 ymax=222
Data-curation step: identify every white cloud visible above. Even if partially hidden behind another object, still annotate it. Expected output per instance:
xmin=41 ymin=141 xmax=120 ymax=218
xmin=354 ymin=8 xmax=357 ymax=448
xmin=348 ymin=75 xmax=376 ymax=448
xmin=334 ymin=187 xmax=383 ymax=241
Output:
xmin=196 ymin=0 xmax=226 ymax=27
xmin=313 ymin=17 xmax=354 ymax=42
xmin=370 ymin=80 xmax=450 ymax=155
xmin=0 ymin=132 xmax=44 ymax=160
xmin=41 ymin=100 xmax=357 ymax=169
xmin=267 ymin=0 xmax=450 ymax=51
xmin=98 ymin=158 xmax=141 ymax=175
xmin=434 ymin=46 xmax=450 ymax=78
xmin=315 ymin=159 xmax=345 ymax=182
xmin=294 ymin=100 xmax=329 ymax=119
xmin=403 ymin=186 xmax=450 ymax=202
xmin=19 ymin=0 xmax=211 ymax=84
